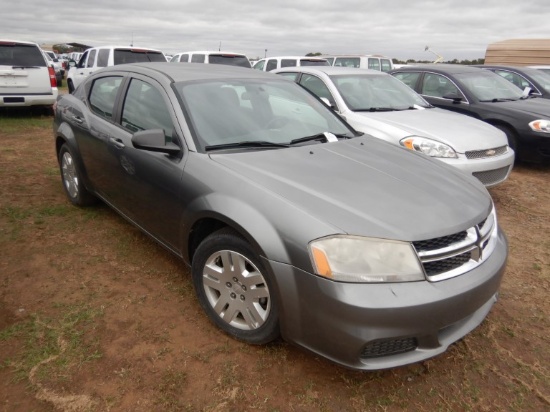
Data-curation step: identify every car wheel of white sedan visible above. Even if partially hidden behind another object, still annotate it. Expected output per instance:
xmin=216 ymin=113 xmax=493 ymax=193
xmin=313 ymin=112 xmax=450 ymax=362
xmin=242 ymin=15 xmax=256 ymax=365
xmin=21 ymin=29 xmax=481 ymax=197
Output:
xmin=58 ymin=144 xmax=96 ymax=206
xmin=192 ymin=228 xmax=280 ymax=344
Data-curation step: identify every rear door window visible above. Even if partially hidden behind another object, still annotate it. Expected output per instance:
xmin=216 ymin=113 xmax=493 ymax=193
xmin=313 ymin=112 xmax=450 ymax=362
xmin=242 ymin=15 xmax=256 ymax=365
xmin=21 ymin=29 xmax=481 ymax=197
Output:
xmin=281 ymin=59 xmax=298 ymax=68
xmin=393 ymin=72 xmax=421 ymax=89
xmin=368 ymin=58 xmax=380 ymax=71
xmin=191 ymin=54 xmax=205 ymax=63
xmin=97 ymin=49 xmax=109 ymax=67
xmin=89 ymin=76 xmax=123 ymax=119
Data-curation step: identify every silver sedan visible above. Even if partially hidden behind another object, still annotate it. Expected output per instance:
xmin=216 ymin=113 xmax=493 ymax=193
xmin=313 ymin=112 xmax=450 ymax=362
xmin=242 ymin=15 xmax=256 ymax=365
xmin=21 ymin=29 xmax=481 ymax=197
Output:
xmin=274 ymin=66 xmax=515 ymax=188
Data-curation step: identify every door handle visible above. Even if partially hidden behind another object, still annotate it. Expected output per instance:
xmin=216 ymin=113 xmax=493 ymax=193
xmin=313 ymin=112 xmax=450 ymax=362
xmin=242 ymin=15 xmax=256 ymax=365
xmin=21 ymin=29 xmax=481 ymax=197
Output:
xmin=109 ymin=137 xmax=125 ymax=149
xmin=72 ymin=115 xmax=83 ymax=124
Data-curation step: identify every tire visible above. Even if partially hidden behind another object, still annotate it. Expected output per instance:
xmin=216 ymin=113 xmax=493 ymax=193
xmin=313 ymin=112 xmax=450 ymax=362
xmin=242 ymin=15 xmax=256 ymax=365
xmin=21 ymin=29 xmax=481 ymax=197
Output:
xmin=192 ymin=228 xmax=280 ymax=344
xmin=67 ymin=79 xmax=74 ymax=94
xmin=493 ymin=124 xmax=518 ymax=154
xmin=58 ymin=143 xmax=96 ymax=206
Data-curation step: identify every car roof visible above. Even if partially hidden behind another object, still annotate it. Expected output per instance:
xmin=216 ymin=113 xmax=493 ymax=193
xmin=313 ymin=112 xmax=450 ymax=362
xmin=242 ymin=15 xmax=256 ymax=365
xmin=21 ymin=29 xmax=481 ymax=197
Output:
xmin=321 ymin=54 xmax=391 ymax=58
xmin=0 ymin=39 xmax=39 ymax=46
xmin=476 ymin=65 xmax=545 ymax=75
xmin=391 ymin=64 xmax=484 ymax=74
xmin=275 ymin=66 xmax=385 ymax=76
xmin=262 ymin=56 xmax=328 ymax=60
xmin=99 ymin=62 xmax=282 ymax=82
xmin=85 ymin=45 xmax=163 ymax=52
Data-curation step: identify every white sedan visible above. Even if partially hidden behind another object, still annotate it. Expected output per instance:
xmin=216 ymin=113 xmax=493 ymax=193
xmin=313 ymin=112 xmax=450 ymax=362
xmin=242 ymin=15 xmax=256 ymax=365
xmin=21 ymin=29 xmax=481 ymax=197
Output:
xmin=273 ymin=66 xmax=515 ymax=188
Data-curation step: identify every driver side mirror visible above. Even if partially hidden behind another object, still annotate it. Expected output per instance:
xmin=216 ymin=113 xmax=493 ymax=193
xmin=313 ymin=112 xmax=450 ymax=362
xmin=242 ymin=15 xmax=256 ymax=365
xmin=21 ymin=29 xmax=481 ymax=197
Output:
xmin=442 ymin=94 xmax=463 ymax=104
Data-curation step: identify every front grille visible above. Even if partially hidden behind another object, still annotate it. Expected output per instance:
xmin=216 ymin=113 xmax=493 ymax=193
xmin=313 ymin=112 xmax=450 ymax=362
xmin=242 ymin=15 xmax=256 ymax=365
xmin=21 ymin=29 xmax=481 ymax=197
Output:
xmin=422 ymin=251 xmax=471 ymax=276
xmin=472 ymin=166 xmax=511 ymax=186
xmin=361 ymin=337 xmax=418 ymax=359
xmin=412 ymin=208 xmax=497 ymax=281
xmin=413 ymin=231 xmax=467 ymax=252
xmin=465 ymin=145 xmax=508 ymax=159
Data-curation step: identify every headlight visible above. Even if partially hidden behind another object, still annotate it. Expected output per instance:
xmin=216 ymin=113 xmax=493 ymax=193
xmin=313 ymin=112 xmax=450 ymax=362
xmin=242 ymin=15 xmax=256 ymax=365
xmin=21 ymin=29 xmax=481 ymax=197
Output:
xmin=309 ymin=235 xmax=425 ymax=283
xmin=400 ymin=136 xmax=458 ymax=158
xmin=529 ymin=120 xmax=550 ymax=134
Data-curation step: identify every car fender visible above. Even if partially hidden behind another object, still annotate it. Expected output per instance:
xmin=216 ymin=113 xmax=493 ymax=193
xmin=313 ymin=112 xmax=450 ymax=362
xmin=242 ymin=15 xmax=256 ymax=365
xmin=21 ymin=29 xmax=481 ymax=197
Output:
xmin=181 ymin=190 xmax=335 ymax=272
xmin=54 ymin=120 xmax=96 ymax=195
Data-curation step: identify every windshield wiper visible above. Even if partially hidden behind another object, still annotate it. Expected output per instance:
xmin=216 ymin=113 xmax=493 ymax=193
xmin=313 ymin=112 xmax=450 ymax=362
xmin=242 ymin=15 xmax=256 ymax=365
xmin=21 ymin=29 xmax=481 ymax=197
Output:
xmin=205 ymin=140 xmax=290 ymax=151
xmin=289 ymin=132 xmax=352 ymax=146
xmin=480 ymin=98 xmax=518 ymax=103
xmin=354 ymin=107 xmax=398 ymax=112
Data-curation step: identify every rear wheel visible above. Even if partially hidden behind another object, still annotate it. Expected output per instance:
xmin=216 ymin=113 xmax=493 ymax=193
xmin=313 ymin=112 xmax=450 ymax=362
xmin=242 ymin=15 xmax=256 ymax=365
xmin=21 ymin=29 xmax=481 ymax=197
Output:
xmin=192 ymin=228 xmax=280 ymax=344
xmin=58 ymin=143 xmax=96 ymax=206
xmin=67 ymin=79 xmax=74 ymax=94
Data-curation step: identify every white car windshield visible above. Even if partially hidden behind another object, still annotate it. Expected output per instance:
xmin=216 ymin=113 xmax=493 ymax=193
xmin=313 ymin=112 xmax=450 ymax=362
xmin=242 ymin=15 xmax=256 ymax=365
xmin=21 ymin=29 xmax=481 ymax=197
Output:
xmin=455 ymin=71 xmax=525 ymax=101
xmin=330 ymin=74 xmax=431 ymax=111
xmin=177 ymin=79 xmax=355 ymax=151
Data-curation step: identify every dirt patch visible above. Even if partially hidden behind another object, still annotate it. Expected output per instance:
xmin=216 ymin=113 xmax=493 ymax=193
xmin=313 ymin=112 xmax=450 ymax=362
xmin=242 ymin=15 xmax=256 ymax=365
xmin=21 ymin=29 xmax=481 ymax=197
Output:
xmin=1 ymin=119 xmax=549 ymax=411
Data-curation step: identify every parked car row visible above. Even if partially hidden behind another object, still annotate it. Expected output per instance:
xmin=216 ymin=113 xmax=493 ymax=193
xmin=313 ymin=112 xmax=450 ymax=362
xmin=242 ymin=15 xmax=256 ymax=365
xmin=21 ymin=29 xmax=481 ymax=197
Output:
xmin=390 ymin=64 xmax=550 ymax=163
xmin=53 ymin=62 xmax=508 ymax=371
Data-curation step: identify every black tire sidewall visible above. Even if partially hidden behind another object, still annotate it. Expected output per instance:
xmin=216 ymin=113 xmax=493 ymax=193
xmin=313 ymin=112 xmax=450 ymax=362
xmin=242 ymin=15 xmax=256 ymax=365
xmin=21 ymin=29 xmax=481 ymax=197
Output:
xmin=192 ymin=229 xmax=280 ymax=345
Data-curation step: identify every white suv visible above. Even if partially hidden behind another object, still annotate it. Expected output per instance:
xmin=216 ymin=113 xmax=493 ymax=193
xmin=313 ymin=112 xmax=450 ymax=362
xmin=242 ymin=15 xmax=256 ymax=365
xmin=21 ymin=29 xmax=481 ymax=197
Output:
xmin=66 ymin=45 xmax=166 ymax=93
xmin=170 ymin=51 xmax=251 ymax=68
xmin=323 ymin=54 xmax=394 ymax=72
xmin=253 ymin=56 xmax=329 ymax=72
xmin=0 ymin=39 xmax=58 ymax=108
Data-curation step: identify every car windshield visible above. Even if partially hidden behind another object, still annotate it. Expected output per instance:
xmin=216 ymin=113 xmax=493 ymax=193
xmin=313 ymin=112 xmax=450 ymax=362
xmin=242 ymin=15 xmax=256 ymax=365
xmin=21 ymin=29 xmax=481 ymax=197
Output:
xmin=454 ymin=71 xmax=524 ymax=101
xmin=330 ymin=74 xmax=430 ymax=111
xmin=208 ymin=54 xmax=251 ymax=68
xmin=176 ymin=78 xmax=355 ymax=152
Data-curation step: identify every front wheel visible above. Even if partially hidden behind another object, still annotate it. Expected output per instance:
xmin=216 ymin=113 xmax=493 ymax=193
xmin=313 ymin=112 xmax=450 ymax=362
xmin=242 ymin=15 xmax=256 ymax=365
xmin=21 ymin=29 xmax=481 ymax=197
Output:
xmin=493 ymin=124 xmax=518 ymax=154
xmin=192 ymin=228 xmax=280 ymax=344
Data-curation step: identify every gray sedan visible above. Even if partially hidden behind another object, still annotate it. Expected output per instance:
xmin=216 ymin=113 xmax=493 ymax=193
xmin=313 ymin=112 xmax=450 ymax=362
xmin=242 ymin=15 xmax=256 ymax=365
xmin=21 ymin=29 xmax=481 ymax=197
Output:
xmin=53 ymin=63 xmax=507 ymax=370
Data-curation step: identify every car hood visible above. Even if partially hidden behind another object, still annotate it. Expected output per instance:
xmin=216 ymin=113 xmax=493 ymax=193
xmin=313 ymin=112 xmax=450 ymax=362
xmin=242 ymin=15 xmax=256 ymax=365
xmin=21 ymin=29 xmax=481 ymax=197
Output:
xmin=345 ymin=108 xmax=507 ymax=152
xmin=480 ymin=97 xmax=550 ymax=117
xmin=210 ymin=137 xmax=491 ymax=242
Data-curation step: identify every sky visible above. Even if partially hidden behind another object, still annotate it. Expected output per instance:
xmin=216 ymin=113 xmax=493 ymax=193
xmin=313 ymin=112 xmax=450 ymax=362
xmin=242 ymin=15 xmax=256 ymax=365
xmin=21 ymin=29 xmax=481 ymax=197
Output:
xmin=3 ymin=0 xmax=550 ymax=61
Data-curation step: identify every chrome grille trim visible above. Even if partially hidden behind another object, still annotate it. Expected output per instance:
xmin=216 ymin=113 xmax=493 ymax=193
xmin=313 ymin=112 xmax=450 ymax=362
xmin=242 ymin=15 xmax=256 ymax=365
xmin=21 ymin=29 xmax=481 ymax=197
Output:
xmin=412 ymin=207 xmax=498 ymax=282
xmin=465 ymin=145 xmax=508 ymax=159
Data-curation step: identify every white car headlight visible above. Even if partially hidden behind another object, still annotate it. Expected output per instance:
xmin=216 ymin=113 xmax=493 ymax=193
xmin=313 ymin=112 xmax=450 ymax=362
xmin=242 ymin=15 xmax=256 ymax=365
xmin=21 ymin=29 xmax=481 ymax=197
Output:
xmin=400 ymin=136 xmax=458 ymax=158
xmin=529 ymin=120 xmax=550 ymax=134
xmin=309 ymin=235 xmax=425 ymax=283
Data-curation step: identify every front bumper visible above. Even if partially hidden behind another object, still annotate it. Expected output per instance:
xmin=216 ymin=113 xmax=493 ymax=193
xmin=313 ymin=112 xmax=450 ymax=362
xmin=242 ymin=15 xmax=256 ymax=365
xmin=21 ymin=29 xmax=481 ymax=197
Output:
xmin=440 ymin=149 xmax=515 ymax=188
xmin=266 ymin=228 xmax=507 ymax=370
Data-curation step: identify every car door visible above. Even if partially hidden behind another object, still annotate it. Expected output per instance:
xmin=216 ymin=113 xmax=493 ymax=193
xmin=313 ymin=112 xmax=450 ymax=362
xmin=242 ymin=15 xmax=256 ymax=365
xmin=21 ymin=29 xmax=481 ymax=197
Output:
xmin=72 ymin=49 xmax=97 ymax=89
xmin=104 ymin=75 xmax=187 ymax=248
xmin=417 ymin=72 xmax=473 ymax=117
